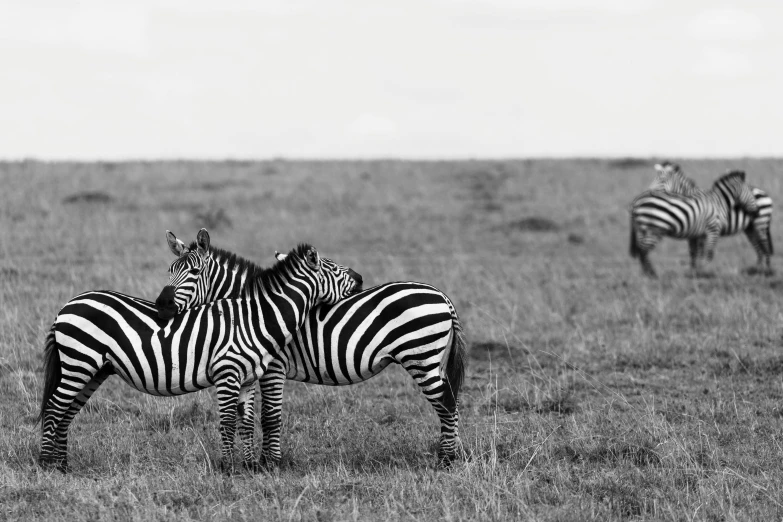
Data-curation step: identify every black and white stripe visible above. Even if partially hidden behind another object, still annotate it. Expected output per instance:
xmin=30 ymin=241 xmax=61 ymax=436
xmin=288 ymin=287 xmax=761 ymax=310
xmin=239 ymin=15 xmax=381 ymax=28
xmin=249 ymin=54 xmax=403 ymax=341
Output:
xmin=157 ymin=229 xmax=467 ymax=466
xmin=648 ymin=162 xmax=699 ymax=196
xmin=630 ymin=171 xmax=760 ymax=277
xmin=37 ymin=244 xmax=361 ymax=473
xmin=649 ymin=162 xmax=774 ymax=273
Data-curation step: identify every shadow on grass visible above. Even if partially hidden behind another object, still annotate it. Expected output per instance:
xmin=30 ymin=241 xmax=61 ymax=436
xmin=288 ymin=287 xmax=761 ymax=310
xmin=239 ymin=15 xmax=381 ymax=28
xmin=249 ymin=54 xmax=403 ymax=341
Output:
xmin=62 ymin=192 xmax=114 ymax=204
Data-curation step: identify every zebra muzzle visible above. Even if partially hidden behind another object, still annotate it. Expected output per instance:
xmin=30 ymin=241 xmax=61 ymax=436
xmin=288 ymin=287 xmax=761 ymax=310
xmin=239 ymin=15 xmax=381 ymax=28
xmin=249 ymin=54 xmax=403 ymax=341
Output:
xmin=155 ymin=286 xmax=179 ymax=319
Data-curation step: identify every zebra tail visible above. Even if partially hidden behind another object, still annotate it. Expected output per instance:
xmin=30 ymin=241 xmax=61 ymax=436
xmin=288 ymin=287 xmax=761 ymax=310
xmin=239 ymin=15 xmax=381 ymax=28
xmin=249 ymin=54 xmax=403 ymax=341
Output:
xmin=36 ymin=324 xmax=60 ymax=426
xmin=630 ymin=216 xmax=640 ymax=258
xmin=442 ymin=313 xmax=467 ymax=411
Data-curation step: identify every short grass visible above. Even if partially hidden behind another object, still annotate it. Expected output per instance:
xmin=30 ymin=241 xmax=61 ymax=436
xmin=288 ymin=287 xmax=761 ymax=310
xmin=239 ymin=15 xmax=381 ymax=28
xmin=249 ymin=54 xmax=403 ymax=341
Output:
xmin=1 ymin=159 xmax=782 ymax=521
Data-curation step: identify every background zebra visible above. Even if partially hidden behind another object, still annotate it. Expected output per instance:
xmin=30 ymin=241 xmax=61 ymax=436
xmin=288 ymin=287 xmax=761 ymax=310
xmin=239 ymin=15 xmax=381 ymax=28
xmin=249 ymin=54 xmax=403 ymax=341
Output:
xmin=630 ymin=171 xmax=760 ymax=278
xmin=648 ymin=162 xmax=774 ymax=274
xmin=38 ymin=244 xmax=361 ymax=473
xmin=649 ymin=162 xmax=699 ymax=195
xmin=158 ymin=229 xmax=467 ymax=467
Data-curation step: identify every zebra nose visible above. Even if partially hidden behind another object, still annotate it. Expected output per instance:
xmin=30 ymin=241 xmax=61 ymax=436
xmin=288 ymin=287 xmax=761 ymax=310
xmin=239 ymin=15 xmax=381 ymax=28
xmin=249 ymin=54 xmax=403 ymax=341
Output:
xmin=348 ymin=269 xmax=363 ymax=286
xmin=155 ymin=286 xmax=177 ymax=312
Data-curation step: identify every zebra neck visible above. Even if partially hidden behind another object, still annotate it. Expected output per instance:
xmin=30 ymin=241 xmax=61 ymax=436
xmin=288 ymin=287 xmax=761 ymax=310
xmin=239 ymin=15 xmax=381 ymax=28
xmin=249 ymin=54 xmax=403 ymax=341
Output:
xmin=206 ymin=256 xmax=252 ymax=301
xmin=245 ymin=280 xmax=317 ymax=344
xmin=704 ymin=188 xmax=733 ymax=220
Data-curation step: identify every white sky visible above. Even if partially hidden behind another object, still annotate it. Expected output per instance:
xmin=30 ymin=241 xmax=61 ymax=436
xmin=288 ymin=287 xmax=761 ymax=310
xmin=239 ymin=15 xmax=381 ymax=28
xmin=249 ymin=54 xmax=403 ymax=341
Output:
xmin=1 ymin=0 xmax=781 ymax=159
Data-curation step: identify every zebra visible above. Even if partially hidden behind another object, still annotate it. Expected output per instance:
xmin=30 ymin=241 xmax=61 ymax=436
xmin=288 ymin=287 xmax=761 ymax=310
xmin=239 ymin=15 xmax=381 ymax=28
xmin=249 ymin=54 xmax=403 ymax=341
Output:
xmin=630 ymin=171 xmax=760 ymax=278
xmin=37 ymin=243 xmax=361 ymax=473
xmin=649 ymin=162 xmax=699 ymax=196
xmin=649 ymin=162 xmax=774 ymax=275
xmin=157 ymin=228 xmax=467 ymax=467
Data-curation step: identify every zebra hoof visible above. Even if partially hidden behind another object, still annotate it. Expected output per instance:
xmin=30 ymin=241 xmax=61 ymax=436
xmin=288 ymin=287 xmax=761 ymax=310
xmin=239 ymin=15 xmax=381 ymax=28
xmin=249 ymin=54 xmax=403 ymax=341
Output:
xmin=258 ymin=454 xmax=281 ymax=470
xmin=437 ymin=453 xmax=457 ymax=469
xmin=242 ymin=460 xmax=265 ymax=473
xmin=689 ymin=270 xmax=715 ymax=279
xmin=218 ymin=460 xmax=236 ymax=475
xmin=742 ymin=265 xmax=774 ymax=276
xmin=39 ymin=458 xmax=68 ymax=473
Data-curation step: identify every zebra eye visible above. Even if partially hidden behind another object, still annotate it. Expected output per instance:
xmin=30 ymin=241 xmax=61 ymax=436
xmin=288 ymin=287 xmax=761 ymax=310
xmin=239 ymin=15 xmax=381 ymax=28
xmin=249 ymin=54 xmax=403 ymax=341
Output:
xmin=189 ymin=269 xmax=200 ymax=275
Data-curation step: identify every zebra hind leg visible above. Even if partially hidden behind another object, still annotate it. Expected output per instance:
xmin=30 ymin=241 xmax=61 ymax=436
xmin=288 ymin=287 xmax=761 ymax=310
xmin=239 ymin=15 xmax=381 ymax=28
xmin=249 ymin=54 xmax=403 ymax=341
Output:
xmin=51 ymin=365 xmax=114 ymax=472
xmin=236 ymin=383 xmax=260 ymax=472
xmin=258 ymin=362 xmax=286 ymax=468
xmin=743 ymin=227 xmax=774 ymax=276
xmin=635 ymin=227 xmax=659 ymax=278
xmin=399 ymin=359 xmax=462 ymax=468
xmin=214 ymin=373 xmax=242 ymax=474
xmin=39 ymin=344 xmax=105 ymax=472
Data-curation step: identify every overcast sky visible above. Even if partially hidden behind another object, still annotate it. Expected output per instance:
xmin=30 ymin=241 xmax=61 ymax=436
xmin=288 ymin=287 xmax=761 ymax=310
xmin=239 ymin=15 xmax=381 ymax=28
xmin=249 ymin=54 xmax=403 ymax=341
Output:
xmin=1 ymin=0 xmax=780 ymax=159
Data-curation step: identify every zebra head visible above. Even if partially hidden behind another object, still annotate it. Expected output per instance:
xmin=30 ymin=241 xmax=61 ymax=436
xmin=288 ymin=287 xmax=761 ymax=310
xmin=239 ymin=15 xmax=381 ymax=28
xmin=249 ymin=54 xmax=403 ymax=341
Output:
xmin=650 ymin=162 xmax=698 ymax=195
xmin=156 ymin=228 xmax=212 ymax=319
xmin=715 ymin=170 xmax=759 ymax=216
xmin=274 ymin=246 xmax=363 ymax=305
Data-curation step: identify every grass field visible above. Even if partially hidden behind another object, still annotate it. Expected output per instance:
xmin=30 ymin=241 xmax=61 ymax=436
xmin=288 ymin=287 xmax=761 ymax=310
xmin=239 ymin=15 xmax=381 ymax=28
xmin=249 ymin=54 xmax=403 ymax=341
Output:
xmin=1 ymin=159 xmax=782 ymax=521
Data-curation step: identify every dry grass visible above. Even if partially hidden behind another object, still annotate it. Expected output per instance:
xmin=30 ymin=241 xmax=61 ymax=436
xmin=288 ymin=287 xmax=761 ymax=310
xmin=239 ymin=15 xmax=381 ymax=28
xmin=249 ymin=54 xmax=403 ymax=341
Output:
xmin=1 ymin=159 xmax=782 ymax=521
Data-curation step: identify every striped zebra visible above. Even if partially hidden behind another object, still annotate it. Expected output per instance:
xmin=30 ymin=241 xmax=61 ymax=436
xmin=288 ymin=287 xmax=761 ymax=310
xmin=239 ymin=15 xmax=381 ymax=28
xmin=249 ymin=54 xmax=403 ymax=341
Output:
xmin=649 ymin=162 xmax=774 ymax=274
xmin=649 ymin=162 xmax=699 ymax=195
xmin=37 ymin=244 xmax=361 ymax=473
xmin=630 ymin=171 xmax=760 ymax=278
xmin=157 ymin=229 xmax=467 ymax=467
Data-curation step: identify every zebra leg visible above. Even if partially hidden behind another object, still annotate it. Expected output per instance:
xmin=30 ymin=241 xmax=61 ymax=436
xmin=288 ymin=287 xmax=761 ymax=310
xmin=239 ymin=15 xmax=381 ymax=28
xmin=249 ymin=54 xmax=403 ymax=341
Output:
xmin=258 ymin=359 xmax=287 ymax=467
xmin=399 ymin=360 xmax=461 ymax=468
xmin=215 ymin=373 xmax=242 ymax=474
xmin=40 ymin=361 xmax=105 ymax=472
xmin=688 ymin=237 xmax=700 ymax=271
xmin=697 ymin=227 xmax=720 ymax=276
xmin=236 ymin=382 xmax=260 ymax=472
xmin=634 ymin=226 xmax=660 ymax=278
xmin=51 ymin=365 xmax=114 ymax=471
xmin=744 ymin=226 xmax=773 ymax=274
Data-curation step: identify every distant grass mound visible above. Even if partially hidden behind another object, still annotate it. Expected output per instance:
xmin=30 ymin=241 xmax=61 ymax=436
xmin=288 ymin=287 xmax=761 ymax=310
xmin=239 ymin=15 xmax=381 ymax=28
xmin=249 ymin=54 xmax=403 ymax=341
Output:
xmin=62 ymin=191 xmax=113 ymax=204
xmin=506 ymin=216 xmax=560 ymax=232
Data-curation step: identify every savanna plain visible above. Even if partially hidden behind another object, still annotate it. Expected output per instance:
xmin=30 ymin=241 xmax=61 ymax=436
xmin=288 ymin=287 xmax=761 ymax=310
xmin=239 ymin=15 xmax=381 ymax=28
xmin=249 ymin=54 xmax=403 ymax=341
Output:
xmin=1 ymin=159 xmax=782 ymax=521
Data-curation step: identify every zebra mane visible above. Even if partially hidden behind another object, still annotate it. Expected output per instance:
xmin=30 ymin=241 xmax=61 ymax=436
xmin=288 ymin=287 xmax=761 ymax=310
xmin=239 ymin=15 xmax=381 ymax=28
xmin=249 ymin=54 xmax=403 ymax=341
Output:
xmin=714 ymin=170 xmax=746 ymax=186
xmin=186 ymin=241 xmax=266 ymax=298
xmin=185 ymin=241 xmax=317 ymax=297
xmin=240 ymin=243 xmax=316 ymax=296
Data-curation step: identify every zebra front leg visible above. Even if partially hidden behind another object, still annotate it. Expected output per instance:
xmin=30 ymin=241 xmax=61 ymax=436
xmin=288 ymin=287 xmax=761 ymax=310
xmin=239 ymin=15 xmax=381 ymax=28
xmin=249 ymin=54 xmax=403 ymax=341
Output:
xmin=258 ymin=360 xmax=286 ymax=468
xmin=694 ymin=227 xmax=720 ymax=277
xmin=215 ymin=373 xmax=242 ymax=474
xmin=236 ymin=383 xmax=260 ymax=472
xmin=703 ymin=226 xmax=720 ymax=264
xmin=688 ymin=237 xmax=699 ymax=271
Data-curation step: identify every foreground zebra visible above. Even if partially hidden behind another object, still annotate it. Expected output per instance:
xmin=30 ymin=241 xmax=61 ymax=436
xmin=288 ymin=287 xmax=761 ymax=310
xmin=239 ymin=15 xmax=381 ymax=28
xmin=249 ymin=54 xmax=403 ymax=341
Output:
xmin=630 ymin=171 xmax=760 ymax=277
xmin=650 ymin=162 xmax=774 ymax=274
xmin=157 ymin=229 xmax=467 ymax=466
xmin=38 ymin=244 xmax=361 ymax=472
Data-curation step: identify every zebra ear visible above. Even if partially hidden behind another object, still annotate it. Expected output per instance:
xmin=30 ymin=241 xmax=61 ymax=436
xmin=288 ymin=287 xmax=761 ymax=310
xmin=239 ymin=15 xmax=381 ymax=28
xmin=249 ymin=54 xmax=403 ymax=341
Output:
xmin=654 ymin=163 xmax=665 ymax=172
xmin=304 ymin=247 xmax=320 ymax=271
xmin=196 ymin=228 xmax=210 ymax=259
xmin=274 ymin=251 xmax=287 ymax=262
xmin=166 ymin=231 xmax=188 ymax=257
